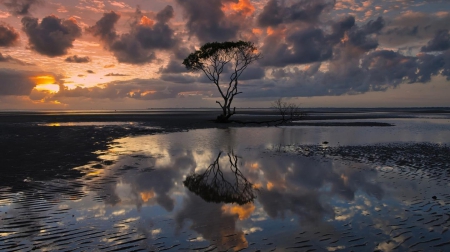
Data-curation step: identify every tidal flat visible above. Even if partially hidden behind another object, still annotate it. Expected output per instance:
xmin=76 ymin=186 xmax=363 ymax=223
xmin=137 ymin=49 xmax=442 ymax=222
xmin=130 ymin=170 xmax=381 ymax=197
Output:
xmin=0 ymin=109 xmax=450 ymax=251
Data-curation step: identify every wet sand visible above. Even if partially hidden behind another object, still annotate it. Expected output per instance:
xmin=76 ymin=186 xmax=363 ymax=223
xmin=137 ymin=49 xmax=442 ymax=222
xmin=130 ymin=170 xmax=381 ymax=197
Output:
xmin=1 ymin=108 xmax=450 ymax=251
xmin=0 ymin=109 xmax=401 ymax=190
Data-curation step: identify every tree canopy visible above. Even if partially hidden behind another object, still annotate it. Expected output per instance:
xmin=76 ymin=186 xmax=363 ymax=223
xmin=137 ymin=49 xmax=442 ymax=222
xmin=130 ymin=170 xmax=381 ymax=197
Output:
xmin=183 ymin=41 xmax=261 ymax=122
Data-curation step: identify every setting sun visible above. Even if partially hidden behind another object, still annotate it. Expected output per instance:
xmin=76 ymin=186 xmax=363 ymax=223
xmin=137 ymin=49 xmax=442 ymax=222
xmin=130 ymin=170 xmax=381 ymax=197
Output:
xmin=31 ymin=75 xmax=56 ymax=85
xmin=31 ymin=75 xmax=60 ymax=93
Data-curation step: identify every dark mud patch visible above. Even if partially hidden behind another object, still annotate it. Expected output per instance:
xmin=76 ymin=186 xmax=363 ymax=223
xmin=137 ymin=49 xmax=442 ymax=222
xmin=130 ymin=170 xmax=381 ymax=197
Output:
xmin=293 ymin=142 xmax=450 ymax=170
xmin=0 ymin=124 xmax=166 ymax=191
xmin=292 ymin=121 xmax=394 ymax=127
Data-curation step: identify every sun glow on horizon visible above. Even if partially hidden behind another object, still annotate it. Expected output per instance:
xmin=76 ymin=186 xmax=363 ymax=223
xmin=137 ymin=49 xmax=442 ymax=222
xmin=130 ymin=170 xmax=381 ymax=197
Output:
xmin=32 ymin=75 xmax=60 ymax=93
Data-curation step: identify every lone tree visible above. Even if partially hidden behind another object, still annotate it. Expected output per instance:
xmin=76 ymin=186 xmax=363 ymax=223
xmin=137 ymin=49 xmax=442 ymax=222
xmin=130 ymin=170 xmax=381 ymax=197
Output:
xmin=183 ymin=41 xmax=261 ymax=122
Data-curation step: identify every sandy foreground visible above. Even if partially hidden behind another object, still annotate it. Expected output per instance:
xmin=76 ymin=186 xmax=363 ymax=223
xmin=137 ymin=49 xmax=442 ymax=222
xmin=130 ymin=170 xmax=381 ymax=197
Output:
xmin=0 ymin=109 xmax=449 ymax=251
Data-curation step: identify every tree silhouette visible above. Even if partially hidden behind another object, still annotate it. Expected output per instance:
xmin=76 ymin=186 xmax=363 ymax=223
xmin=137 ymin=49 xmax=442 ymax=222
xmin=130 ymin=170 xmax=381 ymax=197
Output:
xmin=183 ymin=41 xmax=261 ymax=122
xmin=183 ymin=151 xmax=256 ymax=205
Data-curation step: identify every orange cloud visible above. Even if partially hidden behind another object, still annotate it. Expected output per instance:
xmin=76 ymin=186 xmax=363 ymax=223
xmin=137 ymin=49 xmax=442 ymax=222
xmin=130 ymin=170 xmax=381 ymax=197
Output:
xmin=34 ymin=84 xmax=60 ymax=93
xmin=140 ymin=190 xmax=155 ymax=202
xmin=253 ymin=183 xmax=262 ymax=189
xmin=252 ymin=28 xmax=262 ymax=35
xmin=141 ymin=90 xmax=157 ymax=96
xmin=222 ymin=203 xmax=255 ymax=220
xmin=223 ymin=0 xmax=255 ymax=16
xmin=140 ymin=16 xmax=154 ymax=26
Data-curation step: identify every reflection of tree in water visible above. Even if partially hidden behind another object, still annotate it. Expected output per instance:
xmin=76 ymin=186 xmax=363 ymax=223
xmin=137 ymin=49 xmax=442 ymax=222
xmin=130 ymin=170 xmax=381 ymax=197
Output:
xmin=183 ymin=152 xmax=256 ymax=205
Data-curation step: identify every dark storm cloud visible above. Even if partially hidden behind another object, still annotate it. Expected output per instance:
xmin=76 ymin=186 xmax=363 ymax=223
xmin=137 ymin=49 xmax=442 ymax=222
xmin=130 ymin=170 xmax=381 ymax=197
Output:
xmin=380 ymin=11 xmax=450 ymax=47
xmin=135 ymin=11 xmax=177 ymax=49
xmin=0 ymin=52 xmax=32 ymax=65
xmin=241 ymin=49 xmax=450 ymax=98
xmin=384 ymin=26 xmax=419 ymax=37
xmin=342 ymin=16 xmax=385 ymax=52
xmin=158 ymin=46 xmax=195 ymax=85
xmin=239 ymin=64 xmax=265 ymax=80
xmin=158 ymin=47 xmax=191 ymax=76
xmin=416 ymin=51 xmax=450 ymax=81
xmin=2 ymin=0 xmax=43 ymax=16
xmin=65 ymin=55 xmax=91 ymax=63
xmin=87 ymin=6 xmax=178 ymax=64
xmin=86 ymin=11 xmax=120 ymax=43
xmin=160 ymin=73 xmax=197 ymax=83
xmin=0 ymin=23 xmax=20 ymax=47
xmin=327 ymin=15 xmax=356 ymax=44
xmin=257 ymin=0 xmax=335 ymax=27
xmin=175 ymin=0 xmax=241 ymax=43
xmin=158 ymin=59 xmax=187 ymax=74
xmin=0 ymin=68 xmax=35 ymax=96
xmin=260 ymin=27 xmax=333 ymax=67
xmin=156 ymin=4 xmax=174 ymax=23
xmin=421 ymin=29 xmax=450 ymax=52
xmin=21 ymin=15 xmax=82 ymax=57
xmin=260 ymin=15 xmax=384 ymax=67
xmin=363 ymin=17 xmax=385 ymax=34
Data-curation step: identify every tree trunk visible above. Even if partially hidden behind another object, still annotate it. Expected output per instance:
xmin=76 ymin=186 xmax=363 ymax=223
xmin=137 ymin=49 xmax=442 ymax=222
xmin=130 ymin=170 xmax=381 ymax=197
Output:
xmin=216 ymin=99 xmax=234 ymax=123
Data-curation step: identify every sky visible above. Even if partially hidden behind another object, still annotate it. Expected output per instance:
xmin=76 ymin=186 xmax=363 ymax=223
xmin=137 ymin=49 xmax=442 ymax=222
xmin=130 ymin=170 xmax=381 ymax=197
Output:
xmin=0 ymin=0 xmax=450 ymax=109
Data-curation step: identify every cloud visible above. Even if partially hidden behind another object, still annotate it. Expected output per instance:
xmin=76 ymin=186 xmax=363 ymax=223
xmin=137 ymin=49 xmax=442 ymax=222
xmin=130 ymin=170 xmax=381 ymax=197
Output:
xmin=158 ymin=46 xmax=192 ymax=75
xmin=259 ymin=15 xmax=384 ymax=67
xmin=257 ymin=0 xmax=335 ymax=27
xmin=380 ymin=11 xmax=450 ymax=47
xmin=159 ymin=59 xmax=187 ymax=74
xmin=0 ymin=68 xmax=36 ymax=96
xmin=421 ymin=29 xmax=450 ymax=52
xmin=86 ymin=11 xmax=119 ymax=43
xmin=21 ymin=15 xmax=82 ymax=57
xmin=105 ymin=73 xmax=128 ymax=76
xmin=175 ymin=192 xmax=248 ymax=250
xmin=0 ymin=52 xmax=32 ymax=65
xmin=175 ymin=0 xmax=242 ymax=43
xmin=87 ymin=6 xmax=178 ymax=64
xmin=0 ymin=23 xmax=20 ymax=47
xmin=65 ymin=55 xmax=91 ymax=63
xmin=55 ymin=78 xmax=215 ymax=100
xmin=239 ymin=64 xmax=265 ymax=80
xmin=241 ymin=49 xmax=450 ymax=98
xmin=2 ymin=0 xmax=43 ymax=16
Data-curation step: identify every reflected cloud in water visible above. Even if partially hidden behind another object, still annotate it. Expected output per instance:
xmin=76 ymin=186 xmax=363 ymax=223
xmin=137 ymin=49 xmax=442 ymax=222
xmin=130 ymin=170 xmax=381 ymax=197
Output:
xmin=1 ymin=126 xmax=450 ymax=251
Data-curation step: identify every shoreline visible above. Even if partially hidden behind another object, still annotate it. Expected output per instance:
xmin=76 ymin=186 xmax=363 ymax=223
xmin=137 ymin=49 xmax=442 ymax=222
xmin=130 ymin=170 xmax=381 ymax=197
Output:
xmin=0 ymin=109 xmax=446 ymax=190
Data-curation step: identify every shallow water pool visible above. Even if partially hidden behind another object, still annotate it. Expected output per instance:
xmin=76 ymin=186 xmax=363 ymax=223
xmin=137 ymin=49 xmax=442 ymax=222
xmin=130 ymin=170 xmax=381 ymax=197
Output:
xmin=1 ymin=122 xmax=450 ymax=251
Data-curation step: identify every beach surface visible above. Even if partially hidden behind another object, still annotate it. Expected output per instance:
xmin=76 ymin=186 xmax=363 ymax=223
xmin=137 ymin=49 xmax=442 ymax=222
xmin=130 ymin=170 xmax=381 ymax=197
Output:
xmin=1 ymin=108 xmax=450 ymax=251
